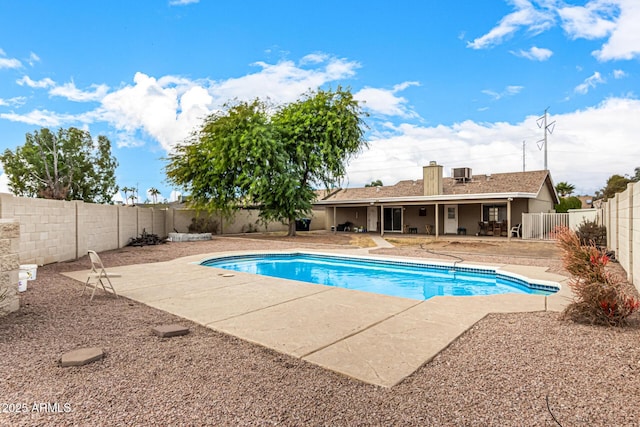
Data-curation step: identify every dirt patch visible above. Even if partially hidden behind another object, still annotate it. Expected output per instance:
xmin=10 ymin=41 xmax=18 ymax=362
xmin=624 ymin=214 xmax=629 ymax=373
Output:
xmin=386 ymin=236 xmax=561 ymax=258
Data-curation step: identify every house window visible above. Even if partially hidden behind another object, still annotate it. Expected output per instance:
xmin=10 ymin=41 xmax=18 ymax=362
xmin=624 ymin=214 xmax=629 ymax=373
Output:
xmin=482 ymin=204 xmax=507 ymax=222
xmin=419 ymin=207 xmax=427 ymax=217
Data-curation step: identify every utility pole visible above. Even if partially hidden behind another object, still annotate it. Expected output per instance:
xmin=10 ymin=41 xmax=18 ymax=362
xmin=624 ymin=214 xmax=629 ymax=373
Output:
xmin=536 ymin=107 xmax=556 ymax=170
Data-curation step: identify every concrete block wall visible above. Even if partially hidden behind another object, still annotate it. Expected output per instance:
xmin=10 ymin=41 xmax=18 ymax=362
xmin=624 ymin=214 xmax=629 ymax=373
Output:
xmin=170 ymin=208 xmax=326 ymax=234
xmin=633 ymin=183 xmax=640 ymax=288
xmin=80 ymin=203 xmax=119 ymax=255
xmin=137 ymin=207 xmax=153 ymax=235
xmin=0 ymin=219 xmax=20 ymax=316
xmin=603 ymin=182 xmax=638 ymax=291
xmin=0 ymin=195 xmax=170 ymax=265
xmin=0 ymin=194 xmax=76 ymax=265
xmin=152 ymin=209 xmax=167 ymax=236
xmin=117 ymin=206 xmax=138 ymax=248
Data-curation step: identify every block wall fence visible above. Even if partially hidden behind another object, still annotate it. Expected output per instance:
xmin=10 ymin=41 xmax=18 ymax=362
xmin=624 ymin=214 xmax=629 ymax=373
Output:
xmin=602 ymin=182 xmax=640 ymax=293
xmin=0 ymin=219 xmax=20 ymax=315
xmin=0 ymin=194 xmax=326 ymax=265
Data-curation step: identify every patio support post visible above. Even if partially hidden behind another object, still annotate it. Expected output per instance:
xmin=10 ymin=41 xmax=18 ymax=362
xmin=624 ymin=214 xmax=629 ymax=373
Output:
xmin=507 ymin=198 xmax=512 ymax=241
xmin=435 ymin=202 xmax=439 ymax=239
xmin=333 ymin=206 xmax=337 ymax=234
xmin=380 ymin=203 xmax=384 ymax=237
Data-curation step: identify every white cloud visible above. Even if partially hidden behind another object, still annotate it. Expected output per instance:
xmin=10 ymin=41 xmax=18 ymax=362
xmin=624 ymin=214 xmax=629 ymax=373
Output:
xmin=0 ymin=57 xmax=21 ymax=69
xmin=467 ymin=0 xmax=555 ymax=49
xmin=481 ymin=85 xmax=524 ymax=100
xmin=28 ymin=52 xmax=40 ymax=66
xmin=5 ymin=55 xmax=361 ymax=152
xmin=16 ymin=75 xmax=55 ymax=88
xmin=0 ymin=173 xmax=11 ymax=194
xmin=557 ymin=1 xmax=618 ymax=40
xmin=345 ymin=97 xmax=640 ymax=195
xmin=593 ymin=0 xmax=640 ymax=60
xmin=49 ymin=81 xmax=110 ymax=102
xmin=512 ymin=46 xmax=553 ymax=61
xmin=613 ymin=69 xmax=627 ymax=78
xmin=354 ymin=82 xmax=420 ymax=118
xmin=169 ymin=0 xmax=199 ymax=5
xmin=0 ymin=96 xmax=26 ymax=107
xmin=0 ymin=109 xmax=83 ymax=127
xmin=574 ymin=71 xmax=605 ymax=94
xmin=210 ymin=56 xmax=360 ymax=105
xmin=470 ymin=0 xmax=640 ymax=61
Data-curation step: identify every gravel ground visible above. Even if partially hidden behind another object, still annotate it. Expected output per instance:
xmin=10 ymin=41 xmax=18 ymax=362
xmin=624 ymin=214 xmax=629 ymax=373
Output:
xmin=1 ymin=235 xmax=640 ymax=426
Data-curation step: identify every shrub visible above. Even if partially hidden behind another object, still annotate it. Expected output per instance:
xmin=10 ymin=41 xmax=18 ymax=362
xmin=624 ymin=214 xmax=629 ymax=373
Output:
xmin=555 ymin=226 xmax=638 ymax=326
xmin=188 ymin=216 xmax=219 ymax=234
xmin=576 ymin=218 xmax=607 ymax=248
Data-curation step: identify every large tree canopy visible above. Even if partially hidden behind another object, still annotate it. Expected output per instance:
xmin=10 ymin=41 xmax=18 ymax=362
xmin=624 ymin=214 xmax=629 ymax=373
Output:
xmin=0 ymin=127 xmax=118 ymax=203
xmin=166 ymin=88 xmax=367 ymax=235
xmin=594 ymin=174 xmax=631 ymax=201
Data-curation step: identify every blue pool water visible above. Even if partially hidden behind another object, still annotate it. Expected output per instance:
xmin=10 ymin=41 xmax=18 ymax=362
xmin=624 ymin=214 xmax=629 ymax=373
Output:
xmin=201 ymin=253 xmax=558 ymax=301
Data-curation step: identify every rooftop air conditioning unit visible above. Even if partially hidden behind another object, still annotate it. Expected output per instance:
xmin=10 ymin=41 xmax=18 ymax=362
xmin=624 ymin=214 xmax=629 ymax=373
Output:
xmin=452 ymin=167 xmax=472 ymax=182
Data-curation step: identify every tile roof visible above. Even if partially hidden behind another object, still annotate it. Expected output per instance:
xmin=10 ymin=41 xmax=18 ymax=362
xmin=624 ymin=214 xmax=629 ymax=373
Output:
xmin=320 ymin=170 xmax=552 ymax=202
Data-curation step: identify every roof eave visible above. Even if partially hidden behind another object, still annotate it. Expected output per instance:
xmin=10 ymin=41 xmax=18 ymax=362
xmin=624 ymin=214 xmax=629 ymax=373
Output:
xmin=314 ymin=192 xmax=540 ymax=205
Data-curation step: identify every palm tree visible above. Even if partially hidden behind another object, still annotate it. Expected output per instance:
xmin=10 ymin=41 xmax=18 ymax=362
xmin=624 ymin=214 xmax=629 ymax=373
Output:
xmin=555 ymin=182 xmax=576 ymax=197
xmin=121 ymin=186 xmax=133 ymax=205
xmin=148 ymin=187 xmax=160 ymax=204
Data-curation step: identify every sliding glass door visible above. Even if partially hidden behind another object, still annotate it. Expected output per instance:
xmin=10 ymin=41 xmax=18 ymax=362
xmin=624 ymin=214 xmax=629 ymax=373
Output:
xmin=383 ymin=207 xmax=403 ymax=232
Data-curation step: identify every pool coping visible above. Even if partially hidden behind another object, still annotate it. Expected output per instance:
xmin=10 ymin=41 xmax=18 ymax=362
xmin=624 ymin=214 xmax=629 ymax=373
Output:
xmin=63 ymin=249 xmax=572 ymax=388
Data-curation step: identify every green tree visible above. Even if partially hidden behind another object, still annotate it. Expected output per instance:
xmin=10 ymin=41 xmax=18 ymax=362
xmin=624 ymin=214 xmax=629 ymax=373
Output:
xmin=554 ymin=196 xmax=582 ymax=213
xmin=0 ymin=127 xmax=118 ymax=203
xmin=365 ymin=179 xmax=383 ymax=187
xmin=594 ymin=174 xmax=631 ymax=200
xmin=148 ymin=187 xmax=160 ymax=204
xmin=166 ymin=88 xmax=367 ymax=236
xmin=555 ymin=181 xmax=575 ymax=197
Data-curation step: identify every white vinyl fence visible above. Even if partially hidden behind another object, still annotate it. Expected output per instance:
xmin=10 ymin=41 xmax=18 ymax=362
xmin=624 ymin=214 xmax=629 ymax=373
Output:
xmin=522 ymin=212 xmax=569 ymax=240
xmin=521 ymin=209 xmax=603 ymax=240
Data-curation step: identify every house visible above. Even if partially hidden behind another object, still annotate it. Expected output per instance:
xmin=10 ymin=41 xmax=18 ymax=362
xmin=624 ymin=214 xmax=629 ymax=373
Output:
xmin=314 ymin=162 xmax=559 ymax=238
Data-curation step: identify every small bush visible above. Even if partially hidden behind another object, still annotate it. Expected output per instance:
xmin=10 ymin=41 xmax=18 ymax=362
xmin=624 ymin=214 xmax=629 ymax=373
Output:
xmin=188 ymin=217 xmax=219 ymax=234
xmin=555 ymin=226 xmax=638 ymax=326
xmin=576 ymin=218 xmax=607 ymax=248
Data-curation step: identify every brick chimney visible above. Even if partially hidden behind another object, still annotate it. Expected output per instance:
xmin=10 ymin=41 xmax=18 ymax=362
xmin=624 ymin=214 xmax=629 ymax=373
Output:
xmin=423 ymin=161 xmax=443 ymax=196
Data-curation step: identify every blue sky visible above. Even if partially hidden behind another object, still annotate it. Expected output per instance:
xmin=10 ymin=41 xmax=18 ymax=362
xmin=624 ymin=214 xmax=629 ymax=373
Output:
xmin=1 ymin=0 xmax=639 ymax=202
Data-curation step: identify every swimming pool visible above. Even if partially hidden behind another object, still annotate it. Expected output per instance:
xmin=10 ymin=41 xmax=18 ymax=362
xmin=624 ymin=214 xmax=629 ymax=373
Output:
xmin=200 ymin=252 xmax=559 ymax=301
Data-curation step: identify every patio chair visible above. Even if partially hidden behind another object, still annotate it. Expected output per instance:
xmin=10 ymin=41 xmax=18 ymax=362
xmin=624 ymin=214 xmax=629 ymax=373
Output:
xmin=510 ymin=223 xmax=522 ymax=238
xmin=82 ymin=250 xmax=120 ymax=301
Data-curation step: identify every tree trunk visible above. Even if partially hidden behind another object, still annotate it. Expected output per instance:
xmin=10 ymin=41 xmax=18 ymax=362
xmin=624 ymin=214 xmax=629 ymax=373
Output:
xmin=287 ymin=220 xmax=297 ymax=237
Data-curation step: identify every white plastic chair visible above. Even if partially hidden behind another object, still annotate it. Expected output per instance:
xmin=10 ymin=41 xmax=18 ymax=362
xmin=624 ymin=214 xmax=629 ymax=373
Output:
xmin=82 ymin=250 xmax=120 ymax=301
xmin=510 ymin=223 xmax=522 ymax=238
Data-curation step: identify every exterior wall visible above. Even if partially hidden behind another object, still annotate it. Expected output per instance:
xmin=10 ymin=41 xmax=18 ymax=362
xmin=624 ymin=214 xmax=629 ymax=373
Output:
xmin=0 ymin=219 xmax=20 ymax=316
xmin=403 ymin=206 xmax=436 ymax=234
xmin=458 ymin=204 xmax=479 ymax=234
xmin=602 ymin=182 xmax=638 ymax=291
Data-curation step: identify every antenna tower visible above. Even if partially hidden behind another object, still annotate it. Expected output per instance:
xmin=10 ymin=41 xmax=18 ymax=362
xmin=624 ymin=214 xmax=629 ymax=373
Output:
xmin=536 ymin=107 xmax=556 ymax=170
xmin=522 ymin=140 xmax=526 ymax=172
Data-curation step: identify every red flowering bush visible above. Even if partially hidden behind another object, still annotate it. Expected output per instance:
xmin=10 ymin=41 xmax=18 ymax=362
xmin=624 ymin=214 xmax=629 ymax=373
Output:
xmin=555 ymin=226 xmax=639 ymax=326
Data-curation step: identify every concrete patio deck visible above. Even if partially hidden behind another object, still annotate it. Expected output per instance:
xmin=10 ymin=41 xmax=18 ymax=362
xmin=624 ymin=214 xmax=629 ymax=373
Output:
xmin=63 ymin=250 xmax=571 ymax=387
